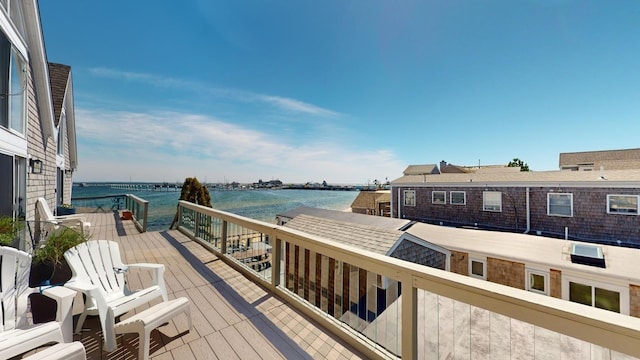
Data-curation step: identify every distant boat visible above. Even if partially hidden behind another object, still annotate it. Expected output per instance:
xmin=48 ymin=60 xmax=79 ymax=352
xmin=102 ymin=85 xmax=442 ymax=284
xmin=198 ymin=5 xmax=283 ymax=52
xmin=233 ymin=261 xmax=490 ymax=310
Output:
xmin=80 ymin=182 xmax=88 ymax=187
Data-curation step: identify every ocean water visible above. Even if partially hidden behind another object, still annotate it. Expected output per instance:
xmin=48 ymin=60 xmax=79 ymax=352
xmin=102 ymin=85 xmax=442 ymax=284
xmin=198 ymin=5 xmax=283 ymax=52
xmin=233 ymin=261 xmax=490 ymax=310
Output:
xmin=71 ymin=185 xmax=358 ymax=232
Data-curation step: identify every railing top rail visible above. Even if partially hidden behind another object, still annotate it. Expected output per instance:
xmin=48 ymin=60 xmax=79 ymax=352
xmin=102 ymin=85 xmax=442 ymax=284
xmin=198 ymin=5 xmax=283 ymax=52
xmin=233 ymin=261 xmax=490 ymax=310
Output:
xmin=176 ymin=200 xmax=640 ymax=356
xmin=71 ymin=194 xmax=128 ymax=201
xmin=127 ymin=193 xmax=149 ymax=204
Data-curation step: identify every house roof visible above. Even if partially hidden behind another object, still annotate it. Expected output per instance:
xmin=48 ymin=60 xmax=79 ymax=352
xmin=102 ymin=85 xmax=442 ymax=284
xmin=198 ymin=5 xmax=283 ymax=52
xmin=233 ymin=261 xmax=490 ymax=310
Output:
xmin=403 ymin=164 xmax=439 ymax=175
xmin=283 ymin=214 xmax=403 ymax=255
xmin=559 ymin=148 xmax=640 ymax=170
xmin=277 ymin=206 xmax=410 ymax=230
xmin=440 ymin=164 xmax=471 ymax=173
xmin=350 ymin=190 xmax=391 ymax=209
xmin=48 ymin=63 xmax=71 ymax=126
xmin=391 ymin=168 xmax=640 ymax=187
xmin=406 ymin=222 xmax=640 ymax=284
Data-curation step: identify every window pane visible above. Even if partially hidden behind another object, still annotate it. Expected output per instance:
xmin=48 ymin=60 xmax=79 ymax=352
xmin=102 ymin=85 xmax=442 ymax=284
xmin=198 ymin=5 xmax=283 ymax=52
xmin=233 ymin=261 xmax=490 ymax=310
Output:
xmin=609 ymin=195 xmax=638 ymax=214
xmin=451 ymin=191 xmax=465 ymax=205
xmin=432 ymin=191 xmax=445 ymax=204
xmin=404 ymin=191 xmax=415 ymax=206
xmin=595 ymin=287 xmax=620 ymax=313
xmin=548 ymin=194 xmax=572 ymax=216
xmin=569 ymin=282 xmax=592 ymax=306
xmin=0 ymin=31 xmax=10 ymax=129
xmin=9 ymin=50 xmax=25 ymax=134
xmin=483 ymin=191 xmax=501 ymax=211
xmin=530 ymin=273 xmax=545 ymax=292
xmin=471 ymin=261 xmax=484 ymax=277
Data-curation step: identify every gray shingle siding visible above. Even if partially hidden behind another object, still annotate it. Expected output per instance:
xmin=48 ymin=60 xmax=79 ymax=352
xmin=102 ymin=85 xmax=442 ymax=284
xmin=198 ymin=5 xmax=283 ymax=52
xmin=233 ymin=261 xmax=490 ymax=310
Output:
xmin=394 ymin=185 xmax=640 ymax=247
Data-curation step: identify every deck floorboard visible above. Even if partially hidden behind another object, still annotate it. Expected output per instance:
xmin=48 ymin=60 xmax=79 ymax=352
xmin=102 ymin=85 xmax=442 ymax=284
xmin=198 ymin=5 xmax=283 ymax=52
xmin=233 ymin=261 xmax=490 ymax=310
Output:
xmin=23 ymin=211 xmax=364 ymax=360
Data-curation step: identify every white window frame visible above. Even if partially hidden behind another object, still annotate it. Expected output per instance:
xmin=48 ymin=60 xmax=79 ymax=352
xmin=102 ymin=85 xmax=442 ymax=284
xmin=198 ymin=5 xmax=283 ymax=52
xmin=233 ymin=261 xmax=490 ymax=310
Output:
xmin=525 ymin=268 xmax=549 ymax=295
xmin=607 ymin=194 xmax=639 ymax=215
xmin=469 ymin=257 xmax=486 ymax=280
xmin=403 ymin=190 xmax=416 ymax=207
xmin=450 ymin=191 xmax=466 ymax=205
xmin=432 ymin=191 xmax=446 ymax=205
xmin=562 ymin=275 xmax=629 ymax=315
xmin=483 ymin=191 xmax=502 ymax=212
xmin=547 ymin=193 xmax=573 ymax=217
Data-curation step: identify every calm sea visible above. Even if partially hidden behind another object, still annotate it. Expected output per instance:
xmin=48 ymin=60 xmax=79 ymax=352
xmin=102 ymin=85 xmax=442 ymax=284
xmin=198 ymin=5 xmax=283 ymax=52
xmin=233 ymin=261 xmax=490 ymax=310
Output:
xmin=71 ymin=185 xmax=358 ymax=232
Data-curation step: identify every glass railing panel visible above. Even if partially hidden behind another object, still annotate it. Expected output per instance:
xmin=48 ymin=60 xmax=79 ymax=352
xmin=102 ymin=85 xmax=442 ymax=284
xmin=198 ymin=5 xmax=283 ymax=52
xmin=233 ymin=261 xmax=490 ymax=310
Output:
xmin=414 ymin=289 xmax=634 ymax=359
xmin=224 ymin=221 xmax=272 ymax=281
xmin=179 ymin=207 xmax=196 ymax=233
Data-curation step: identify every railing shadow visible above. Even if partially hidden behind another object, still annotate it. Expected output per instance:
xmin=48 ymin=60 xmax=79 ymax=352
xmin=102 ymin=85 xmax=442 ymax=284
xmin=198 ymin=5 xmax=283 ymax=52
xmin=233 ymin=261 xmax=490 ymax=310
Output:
xmin=159 ymin=230 xmax=356 ymax=359
xmin=112 ymin=210 xmax=127 ymax=237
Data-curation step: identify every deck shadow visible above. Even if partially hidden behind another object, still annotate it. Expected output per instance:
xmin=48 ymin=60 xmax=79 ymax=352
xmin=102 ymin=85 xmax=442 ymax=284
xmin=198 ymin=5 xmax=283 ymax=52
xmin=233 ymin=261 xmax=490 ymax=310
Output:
xmin=159 ymin=230 xmax=340 ymax=359
xmin=112 ymin=210 xmax=126 ymax=237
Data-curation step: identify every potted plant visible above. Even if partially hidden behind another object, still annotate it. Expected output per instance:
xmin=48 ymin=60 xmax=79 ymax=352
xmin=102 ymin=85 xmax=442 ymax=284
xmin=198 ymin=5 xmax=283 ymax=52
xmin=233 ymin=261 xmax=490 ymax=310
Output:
xmin=56 ymin=203 xmax=77 ymax=216
xmin=30 ymin=226 xmax=87 ymax=323
xmin=0 ymin=216 xmax=24 ymax=248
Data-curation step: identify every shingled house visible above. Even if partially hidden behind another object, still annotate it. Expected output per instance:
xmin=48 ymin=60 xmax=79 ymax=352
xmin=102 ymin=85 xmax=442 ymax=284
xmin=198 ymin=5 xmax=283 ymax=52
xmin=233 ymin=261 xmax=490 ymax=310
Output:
xmin=560 ymin=148 xmax=640 ymax=171
xmin=391 ymin=166 xmax=640 ymax=247
xmin=0 ymin=1 xmax=78 ymax=221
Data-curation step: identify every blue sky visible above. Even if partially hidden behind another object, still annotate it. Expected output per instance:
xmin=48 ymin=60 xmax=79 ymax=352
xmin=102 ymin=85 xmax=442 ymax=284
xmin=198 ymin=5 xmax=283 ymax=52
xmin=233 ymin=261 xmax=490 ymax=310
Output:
xmin=40 ymin=1 xmax=640 ymax=184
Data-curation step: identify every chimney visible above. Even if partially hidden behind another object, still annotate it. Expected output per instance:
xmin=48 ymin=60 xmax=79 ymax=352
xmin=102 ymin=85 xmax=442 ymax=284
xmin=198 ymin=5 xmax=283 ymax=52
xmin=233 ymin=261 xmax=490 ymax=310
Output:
xmin=440 ymin=160 xmax=447 ymax=172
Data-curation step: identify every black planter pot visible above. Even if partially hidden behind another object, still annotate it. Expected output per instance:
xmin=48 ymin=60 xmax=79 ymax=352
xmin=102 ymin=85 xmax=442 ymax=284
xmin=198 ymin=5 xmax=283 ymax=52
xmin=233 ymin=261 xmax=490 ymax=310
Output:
xmin=29 ymin=259 xmax=73 ymax=323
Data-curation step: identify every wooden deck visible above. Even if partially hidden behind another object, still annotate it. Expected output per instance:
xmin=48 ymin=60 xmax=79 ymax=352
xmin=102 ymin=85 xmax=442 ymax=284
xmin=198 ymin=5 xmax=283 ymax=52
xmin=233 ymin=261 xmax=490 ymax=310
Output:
xmin=26 ymin=211 xmax=365 ymax=360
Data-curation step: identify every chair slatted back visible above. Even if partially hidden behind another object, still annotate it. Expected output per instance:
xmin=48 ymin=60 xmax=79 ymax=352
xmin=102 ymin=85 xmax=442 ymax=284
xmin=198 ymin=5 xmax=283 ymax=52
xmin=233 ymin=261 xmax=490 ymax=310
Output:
xmin=0 ymin=247 xmax=32 ymax=332
xmin=65 ymin=241 xmax=126 ymax=296
xmin=36 ymin=197 xmax=56 ymax=222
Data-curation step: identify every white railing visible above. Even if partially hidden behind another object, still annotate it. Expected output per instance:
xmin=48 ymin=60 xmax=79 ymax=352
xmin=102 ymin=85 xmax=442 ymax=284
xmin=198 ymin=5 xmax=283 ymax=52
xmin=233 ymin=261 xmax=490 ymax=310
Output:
xmin=125 ymin=194 xmax=149 ymax=233
xmin=176 ymin=200 xmax=640 ymax=359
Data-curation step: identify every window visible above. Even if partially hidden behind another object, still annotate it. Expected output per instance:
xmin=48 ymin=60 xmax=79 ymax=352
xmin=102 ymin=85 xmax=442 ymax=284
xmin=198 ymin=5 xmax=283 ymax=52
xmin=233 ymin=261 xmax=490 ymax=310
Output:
xmin=57 ymin=113 xmax=66 ymax=155
xmin=469 ymin=258 xmax=486 ymax=280
xmin=483 ymin=191 xmax=501 ymax=212
xmin=0 ymin=30 xmax=26 ymax=135
xmin=526 ymin=269 xmax=548 ymax=295
xmin=404 ymin=190 xmax=415 ymax=207
xmin=432 ymin=191 xmax=445 ymax=204
xmin=569 ymin=282 xmax=620 ymax=313
xmin=607 ymin=195 xmax=639 ymax=215
xmin=563 ymin=276 xmax=628 ymax=314
xmin=547 ymin=193 xmax=573 ymax=217
xmin=450 ymin=191 xmax=466 ymax=205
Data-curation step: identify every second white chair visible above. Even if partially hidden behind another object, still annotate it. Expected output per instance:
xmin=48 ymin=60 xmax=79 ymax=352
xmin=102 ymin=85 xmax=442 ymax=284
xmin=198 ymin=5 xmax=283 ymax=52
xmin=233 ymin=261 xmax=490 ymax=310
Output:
xmin=64 ymin=240 xmax=168 ymax=352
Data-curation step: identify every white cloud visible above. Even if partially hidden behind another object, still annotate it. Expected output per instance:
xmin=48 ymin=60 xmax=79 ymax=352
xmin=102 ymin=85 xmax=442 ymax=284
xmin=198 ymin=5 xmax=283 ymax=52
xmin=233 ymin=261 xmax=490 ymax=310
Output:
xmin=87 ymin=67 xmax=340 ymax=117
xmin=74 ymin=108 xmax=403 ymax=184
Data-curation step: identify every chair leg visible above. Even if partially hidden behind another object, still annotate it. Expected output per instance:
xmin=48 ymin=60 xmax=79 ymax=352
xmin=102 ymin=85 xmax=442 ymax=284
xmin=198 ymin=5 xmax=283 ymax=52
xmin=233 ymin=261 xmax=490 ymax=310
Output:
xmin=75 ymin=311 xmax=88 ymax=334
xmin=140 ymin=328 xmax=150 ymax=360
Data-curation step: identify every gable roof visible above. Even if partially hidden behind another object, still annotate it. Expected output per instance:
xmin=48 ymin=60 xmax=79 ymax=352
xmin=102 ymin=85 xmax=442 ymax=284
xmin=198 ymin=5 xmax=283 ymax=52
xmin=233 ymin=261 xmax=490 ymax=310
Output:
xmin=559 ymin=148 xmax=640 ymax=170
xmin=48 ymin=63 xmax=71 ymax=126
xmin=350 ymin=190 xmax=391 ymax=209
xmin=277 ymin=206 xmax=410 ymax=230
xmin=283 ymin=214 xmax=403 ymax=255
xmin=391 ymin=168 xmax=640 ymax=187
xmin=403 ymin=164 xmax=439 ymax=176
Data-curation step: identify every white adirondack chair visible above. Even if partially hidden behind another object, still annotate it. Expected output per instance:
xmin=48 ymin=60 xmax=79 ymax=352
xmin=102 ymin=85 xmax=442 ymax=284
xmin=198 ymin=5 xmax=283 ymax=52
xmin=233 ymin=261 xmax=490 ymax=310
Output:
xmin=64 ymin=240 xmax=168 ymax=352
xmin=0 ymin=246 xmax=76 ymax=359
xmin=36 ymin=197 xmax=90 ymax=236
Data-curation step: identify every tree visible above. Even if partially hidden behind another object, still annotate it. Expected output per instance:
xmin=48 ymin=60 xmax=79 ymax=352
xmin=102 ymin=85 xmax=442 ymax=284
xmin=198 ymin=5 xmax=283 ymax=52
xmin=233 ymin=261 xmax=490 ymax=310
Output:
xmin=508 ymin=158 xmax=530 ymax=172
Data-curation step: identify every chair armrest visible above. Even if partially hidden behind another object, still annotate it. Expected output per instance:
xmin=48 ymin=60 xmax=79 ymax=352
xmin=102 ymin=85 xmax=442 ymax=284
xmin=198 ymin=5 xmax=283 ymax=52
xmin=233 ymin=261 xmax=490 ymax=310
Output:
xmin=127 ymin=263 xmax=164 ymax=270
xmin=126 ymin=263 xmax=168 ymax=302
xmin=55 ymin=214 xmax=88 ymax=221
xmin=64 ymin=280 xmax=102 ymax=298
xmin=41 ymin=286 xmax=76 ymax=342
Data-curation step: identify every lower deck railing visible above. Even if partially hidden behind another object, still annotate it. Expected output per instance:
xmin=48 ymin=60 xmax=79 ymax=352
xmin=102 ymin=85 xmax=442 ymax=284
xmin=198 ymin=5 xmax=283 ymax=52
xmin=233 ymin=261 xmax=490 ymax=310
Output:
xmin=176 ymin=200 xmax=640 ymax=359
xmin=72 ymin=194 xmax=149 ymax=233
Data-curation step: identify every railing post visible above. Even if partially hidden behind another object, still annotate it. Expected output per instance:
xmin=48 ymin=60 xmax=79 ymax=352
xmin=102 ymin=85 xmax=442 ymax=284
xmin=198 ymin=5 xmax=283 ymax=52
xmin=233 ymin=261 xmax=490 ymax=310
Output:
xmin=142 ymin=201 xmax=148 ymax=232
xmin=220 ymin=220 xmax=228 ymax=255
xmin=401 ymin=274 xmax=417 ymax=360
xmin=271 ymin=230 xmax=281 ymax=288
xmin=194 ymin=210 xmax=200 ymax=239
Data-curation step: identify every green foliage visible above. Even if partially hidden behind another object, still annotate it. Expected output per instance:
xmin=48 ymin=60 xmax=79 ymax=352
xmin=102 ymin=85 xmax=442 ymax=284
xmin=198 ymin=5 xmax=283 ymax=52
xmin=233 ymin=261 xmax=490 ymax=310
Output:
xmin=179 ymin=177 xmax=212 ymax=207
xmin=0 ymin=216 xmax=23 ymax=247
xmin=34 ymin=227 xmax=87 ymax=265
xmin=507 ymin=158 xmax=530 ymax=172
